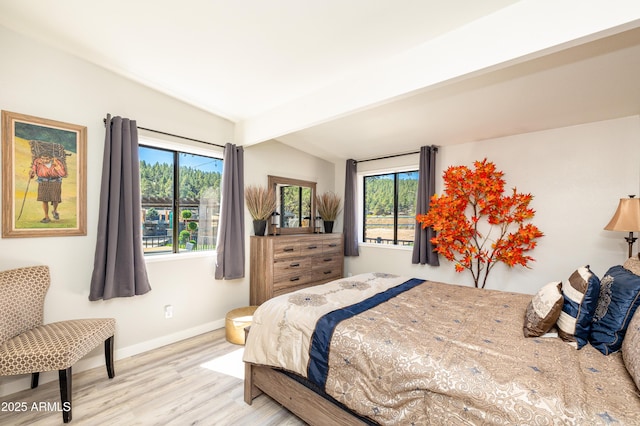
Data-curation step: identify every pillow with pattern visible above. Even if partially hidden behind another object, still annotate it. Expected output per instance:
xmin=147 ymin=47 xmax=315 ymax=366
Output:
xmin=622 ymin=306 xmax=640 ymax=390
xmin=523 ymin=281 xmax=563 ymax=337
xmin=590 ymin=265 xmax=640 ymax=355
xmin=557 ymin=266 xmax=600 ymax=348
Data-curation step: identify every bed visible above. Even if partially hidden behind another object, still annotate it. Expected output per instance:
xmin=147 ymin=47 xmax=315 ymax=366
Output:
xmin=243 ymin=272 xmax=640 ymax=425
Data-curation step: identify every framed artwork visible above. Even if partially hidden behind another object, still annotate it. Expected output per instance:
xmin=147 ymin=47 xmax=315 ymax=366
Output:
xmin=2 ymin=111 xmax=87 ymax=237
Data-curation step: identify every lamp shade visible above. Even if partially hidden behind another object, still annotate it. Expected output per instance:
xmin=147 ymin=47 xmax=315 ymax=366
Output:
xmin=604 ymin=197 xmax=640 ymax=232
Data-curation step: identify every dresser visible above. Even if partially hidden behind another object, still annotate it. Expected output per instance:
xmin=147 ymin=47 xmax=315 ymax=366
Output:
xmin=250 ymin=233 xmax=344 ymax=305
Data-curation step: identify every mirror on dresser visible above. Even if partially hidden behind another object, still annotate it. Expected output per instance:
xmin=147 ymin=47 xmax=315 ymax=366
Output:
xmin=268 ymin=175 xmax=316 ymax=235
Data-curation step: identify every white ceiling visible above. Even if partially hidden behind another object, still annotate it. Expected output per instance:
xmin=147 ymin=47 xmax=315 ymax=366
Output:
xmin=1 ymin=1 xmax=640 ymax=161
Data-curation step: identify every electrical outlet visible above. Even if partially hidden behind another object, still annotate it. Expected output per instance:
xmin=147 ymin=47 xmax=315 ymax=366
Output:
xmin=164 ymin=305 xmax=173 ymax=319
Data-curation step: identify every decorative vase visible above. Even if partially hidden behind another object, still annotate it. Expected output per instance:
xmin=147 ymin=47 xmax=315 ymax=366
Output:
xmin=253 ymin=220 xmax=267 ymax=236
xmin=324 ymin=220 xmax=334 ymax=234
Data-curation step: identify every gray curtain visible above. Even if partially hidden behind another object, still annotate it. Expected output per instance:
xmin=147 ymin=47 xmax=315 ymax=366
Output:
xmin=89 ymin=115 xmax=151 ymax=300
xmin=215 ymin=143 xmax=245 ymax=279
xmin=344 ymin=159 xmax=359 ymax=256
xmin=412 ymin=145 xmax=439 ymax=266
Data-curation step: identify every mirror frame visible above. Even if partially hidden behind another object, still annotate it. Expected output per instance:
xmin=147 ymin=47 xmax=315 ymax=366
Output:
xmin=268 ymin=175 xmax=316 ymax=235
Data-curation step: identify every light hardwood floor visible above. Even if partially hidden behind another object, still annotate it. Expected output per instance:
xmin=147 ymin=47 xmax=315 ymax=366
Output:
xmin=0 ymin=328 xmax=305 ymax=425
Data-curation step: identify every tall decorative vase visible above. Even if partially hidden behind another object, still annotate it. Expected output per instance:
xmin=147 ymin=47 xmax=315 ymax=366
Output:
xmin=324 ymin=221 xmax=334 ymax=234
xmin=253 ymin=220 xmax=267 ymax=236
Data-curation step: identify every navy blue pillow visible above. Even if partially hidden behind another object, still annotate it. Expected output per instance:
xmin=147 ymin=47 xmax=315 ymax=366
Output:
xmin=589 ymin=265 xmax=640 ymax=355
xmin=557 ymin=266 xmax=601 ymax=348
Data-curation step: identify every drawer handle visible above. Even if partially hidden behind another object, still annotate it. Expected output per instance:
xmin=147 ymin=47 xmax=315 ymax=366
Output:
xmin=323 ymin=258 xmax=332 ymax=262
xmin=307 ymin=245 xmax=318 ymax=249
xmin=290 ymin=277 xmax=301 ymax=282
xmin=290 ymin=263 xmax=300 ymax=268
xmin=328 ymin=243 xmax=337 ymax=247
xmin=283 ymin=247 xmax=295 ymax=252
xmin=323 ymin=270 xmax=332 ymax=275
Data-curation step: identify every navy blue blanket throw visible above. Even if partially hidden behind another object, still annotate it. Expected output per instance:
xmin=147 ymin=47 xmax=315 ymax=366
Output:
xmin=307 ymin=278 xmax=425 ymax=389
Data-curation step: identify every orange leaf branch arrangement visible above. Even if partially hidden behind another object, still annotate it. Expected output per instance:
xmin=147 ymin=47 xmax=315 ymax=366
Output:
xmin=416 ymin=159 xmax=543 ymax=288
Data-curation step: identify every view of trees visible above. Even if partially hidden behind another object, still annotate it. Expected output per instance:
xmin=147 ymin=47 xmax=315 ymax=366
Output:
xmin=280 ymin=186 xmax=311 ymax=225
xmin=364 ymin=173 xmax=418 ymax=216
xmin=145 ymin=207 xmax=159 ymax=220
xmin=139 ymin=161 xmax=221 ymax=200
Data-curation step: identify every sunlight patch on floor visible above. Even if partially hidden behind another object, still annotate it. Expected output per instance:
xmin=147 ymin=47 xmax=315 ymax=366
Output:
xmin=200 ymin=348 xmax=245 ymax=380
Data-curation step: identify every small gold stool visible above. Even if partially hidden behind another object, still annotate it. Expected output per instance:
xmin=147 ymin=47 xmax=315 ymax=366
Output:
xmin=225 ymin=306 xmax=258 ymax=345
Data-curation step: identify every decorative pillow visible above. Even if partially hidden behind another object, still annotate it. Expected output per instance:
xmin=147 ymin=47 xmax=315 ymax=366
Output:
xmin=622 ymin=307 xmax=640 ymax=390
xmin=523 ymin=281 xmax=563 ymax=337
xmin=556 ymin=266 xmax=600 ymax=348
xmin=589 ymin=265 xmax=640 ymax=355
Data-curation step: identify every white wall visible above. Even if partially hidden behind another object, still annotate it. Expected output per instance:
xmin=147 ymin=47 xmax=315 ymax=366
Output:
xmin=345 ymin=116 xmax=640 ymax=294
xmin=0 ymin=26 xmax=335 ymax=395
xmin=245 ymin=139 xmax=335 ymax=193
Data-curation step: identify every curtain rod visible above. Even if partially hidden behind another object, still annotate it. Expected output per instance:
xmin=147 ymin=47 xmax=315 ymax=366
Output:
xmin=138 ymin=126 xmax=226 ymax=149
xmin=355 ymin=146 xmax=438 ymax=164
xmin=103 ymin=117 xmax=225 ymax=149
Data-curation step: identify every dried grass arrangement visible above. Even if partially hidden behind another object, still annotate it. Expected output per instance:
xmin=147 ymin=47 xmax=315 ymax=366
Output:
xmin=245 ymin=185 xmax=276 ymax=221
xmin=316 ymin=192 xmax=342 ymax=221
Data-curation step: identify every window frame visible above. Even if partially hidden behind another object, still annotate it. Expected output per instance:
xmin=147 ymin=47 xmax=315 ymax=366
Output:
xmin=139 ymin=136 xmax=223 ymax=258
xmin=358 ymin=166 xmax=419 ymax=249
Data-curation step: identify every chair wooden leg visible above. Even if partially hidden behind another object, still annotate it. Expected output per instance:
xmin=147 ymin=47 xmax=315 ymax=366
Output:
xmin=31 ymin=372 xmax=40 ymax=389
xmin=105 ymin=335 xmax=115 ymax=379
xmin=59 ymin=367 xmax=72 ymax=423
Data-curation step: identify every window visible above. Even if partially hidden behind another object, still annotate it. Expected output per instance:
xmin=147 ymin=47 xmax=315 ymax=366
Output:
xmin=139 ymin=144 xmax=223 ymax=255
xmin=362 ymin=170 xmax=418 ymax=246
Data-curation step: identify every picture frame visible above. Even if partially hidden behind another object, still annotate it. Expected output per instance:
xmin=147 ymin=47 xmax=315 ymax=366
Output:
xmin=2 ymin=110 xmax=87 ymax=238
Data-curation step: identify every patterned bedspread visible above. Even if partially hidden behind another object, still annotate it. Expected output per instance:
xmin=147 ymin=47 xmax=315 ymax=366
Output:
xmin=243 ymin=273 xmax=640 ymax=425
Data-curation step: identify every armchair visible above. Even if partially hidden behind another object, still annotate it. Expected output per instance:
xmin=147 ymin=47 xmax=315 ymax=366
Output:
xmin=0 ymin=265 xmax=115 ymax=423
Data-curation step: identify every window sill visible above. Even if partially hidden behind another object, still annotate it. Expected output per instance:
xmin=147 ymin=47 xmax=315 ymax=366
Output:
xmin=144 ymin=250 xmax=215 ymax=263
xmin=359 ymin=242 xmax=413 ymax=251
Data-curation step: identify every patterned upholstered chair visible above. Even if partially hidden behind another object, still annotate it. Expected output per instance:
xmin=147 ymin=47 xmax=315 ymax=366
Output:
xmin=0 ymin=265 xmax=116 ymax=423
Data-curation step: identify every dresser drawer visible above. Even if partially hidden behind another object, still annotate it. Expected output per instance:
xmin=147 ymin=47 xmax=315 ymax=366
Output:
xmin=311 ymin=256 xmax=343 ymax=281
xmin=273 ymin=240 xmax=300 ymax=259
xmin=273 ymin=272 xmax=313 ymax=293
xmin=312 ymin=254 xmax=341 ymax=269
xmin=299 ymin=239 xmax=324 ymax=256
xmin=311 ymin=268 xmax=342 ymax=283
xmin=322 ymin=237 xmax=342 ymax=255
xmin=273 ymin=258 xmax=311 ymax=281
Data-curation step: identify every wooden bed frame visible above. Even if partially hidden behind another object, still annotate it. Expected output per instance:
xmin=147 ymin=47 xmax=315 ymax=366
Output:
xmin=244 ymin=362 xmax=370 ymax=425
